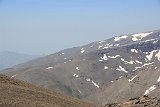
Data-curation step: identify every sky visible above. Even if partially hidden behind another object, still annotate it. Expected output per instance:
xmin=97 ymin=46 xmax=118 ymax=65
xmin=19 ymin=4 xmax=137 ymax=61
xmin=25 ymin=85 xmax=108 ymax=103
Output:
xmin=0 ymin=0 xmax=160 ymax=55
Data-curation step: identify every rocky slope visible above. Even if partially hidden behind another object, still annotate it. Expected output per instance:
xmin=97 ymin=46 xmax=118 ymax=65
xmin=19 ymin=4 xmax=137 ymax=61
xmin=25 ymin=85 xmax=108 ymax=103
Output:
xmin=2 ymin=29 xmax=160 ymax=105
xmin=104 ymin=96 xmax=160 ymax=107
xmin=0 ymin=74 xmax=93 ymax=107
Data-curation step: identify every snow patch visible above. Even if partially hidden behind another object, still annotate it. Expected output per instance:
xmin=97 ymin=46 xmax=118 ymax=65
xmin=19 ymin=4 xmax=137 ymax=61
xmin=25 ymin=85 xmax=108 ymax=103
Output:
xmin=135 ymin=60 xmax=143 ymax=64
xmin=99 ymin=60 xmax=103 ymax=62
xmin=101 ymin=54 xmax=108 ymax=61
xmin=114 ymin=35 xmax=128 ymax=41
xmin=98 ymin=45 xmax=103 ymax=49
xmin=116 ymin=66 xmax=128 ymax=73
xmin=73 ymin=74 xmax=79 ymax=78
xmin=131 ymin=49 xmax=138 ymax=53
xmin=46 ymin=67 xmax=53 ymax=70
xmin=119 ymin=76 xmax=123 ymax=79
xmin=91 ymin=81 xmax=100 ymax=88
xmin=134 ymin=62 xmax=154 ymax=71
xmin=81 ymin=48 xmax=85 ymax=53
xmin=103 ymin=46 xmax=108 ymax=49
xmin=78 ymin=90 xmax=82 ymax=94
xmin=157 ymin=76 xmax=160 ymax=82
xmin=86 ymin=78 xmax=91 ymax=82
xmin=98 ymin=41 xmax=105 ymax=44
xmin=104 ymin=66 xmax=108 ymax=70
xmin=155 ymin=50 xmax=160 ymax=61
xmin=144 ymin=39 xmax=155 ymax=42
xmin=60 ymin=53 xmax=64 ymax=56
xmin=11 ymin=74 xmax=17 ymax=78
xmin=146 ymin=50 xmax=156 ymax=61
xmin=114 ymin=44 xmax=119 ymax=46
xmin=100 ymin=54 xmax=120 ymax=61
xmin=128 ymin=75 xmax=137 ymax=82
xmin=144 ymin=85 xmax=156 ymax=95
xmin=153 ymin=40 xmax=158 ymax=44
xmin=131 ymin=32 xmax=153 ymax=41
xmin=121 ymin=58 xmax=135 ymax=64
xmin=105 ymin=43 xmax=110 ymax=46
xmin=102 ymin=43 xmax=113 ymax=49
xmin=76 ymin=67 xmax=80 ymax=71
xmin=109 ymin=55 xmax=121 ymax=58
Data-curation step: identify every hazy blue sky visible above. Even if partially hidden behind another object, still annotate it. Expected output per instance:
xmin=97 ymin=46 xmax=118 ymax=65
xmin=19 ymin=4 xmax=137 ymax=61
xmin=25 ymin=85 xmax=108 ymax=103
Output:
xmin=0 ymin=0 xmax=160 ymax=55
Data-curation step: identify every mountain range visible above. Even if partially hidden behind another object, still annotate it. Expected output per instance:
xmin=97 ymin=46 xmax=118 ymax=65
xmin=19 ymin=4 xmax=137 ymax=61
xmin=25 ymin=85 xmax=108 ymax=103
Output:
xmin=2 ymin=29 xmax=160 ymax=106
xmin=0 ymin=51 xmax=38 ymax=70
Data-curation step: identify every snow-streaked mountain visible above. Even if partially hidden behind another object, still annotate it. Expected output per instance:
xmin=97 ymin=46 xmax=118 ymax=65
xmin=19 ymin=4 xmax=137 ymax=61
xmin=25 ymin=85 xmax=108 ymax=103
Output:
xmin=2 ymin=29 xmax=160 ymax=106
xmin=0 ymin=51 xmax=38 ymax=70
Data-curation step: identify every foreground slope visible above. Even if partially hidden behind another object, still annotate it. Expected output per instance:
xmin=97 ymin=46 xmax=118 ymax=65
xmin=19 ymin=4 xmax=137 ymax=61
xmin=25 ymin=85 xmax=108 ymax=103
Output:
xmin=104 ymin=96 xmax=160 ymax=107
xmin=2 ymin=29 xmax=160 ymax=105
xmin=0 ymin=74 xmax=93 ymax=107
xmin=119 ymin=96 xmax=160 ymax=107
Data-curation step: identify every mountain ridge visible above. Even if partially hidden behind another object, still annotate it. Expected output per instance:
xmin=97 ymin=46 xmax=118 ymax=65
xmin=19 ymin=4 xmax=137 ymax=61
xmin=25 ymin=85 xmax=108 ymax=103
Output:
xmin=2 ymin=29 xmax=160 ymax=106
xmin=0 ymin=51 xmax=38 ymax=70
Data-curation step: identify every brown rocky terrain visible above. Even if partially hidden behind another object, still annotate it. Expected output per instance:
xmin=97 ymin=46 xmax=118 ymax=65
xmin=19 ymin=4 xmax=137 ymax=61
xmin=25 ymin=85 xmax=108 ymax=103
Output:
xmin=0 ymin=74 xmax=93 ymax=107
xmin=103 ymin=96 xmax=160 ymax=107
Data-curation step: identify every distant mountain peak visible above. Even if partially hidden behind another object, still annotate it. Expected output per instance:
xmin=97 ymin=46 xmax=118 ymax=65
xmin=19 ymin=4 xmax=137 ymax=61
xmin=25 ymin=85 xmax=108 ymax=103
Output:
xmin=0 ymin=51 xmax=38 ymax=70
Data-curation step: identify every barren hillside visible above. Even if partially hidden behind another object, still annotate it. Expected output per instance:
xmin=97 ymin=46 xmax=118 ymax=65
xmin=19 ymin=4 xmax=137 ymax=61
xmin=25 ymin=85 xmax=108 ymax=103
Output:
xmin=0 ymin=74 xmax=93 ymax=107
